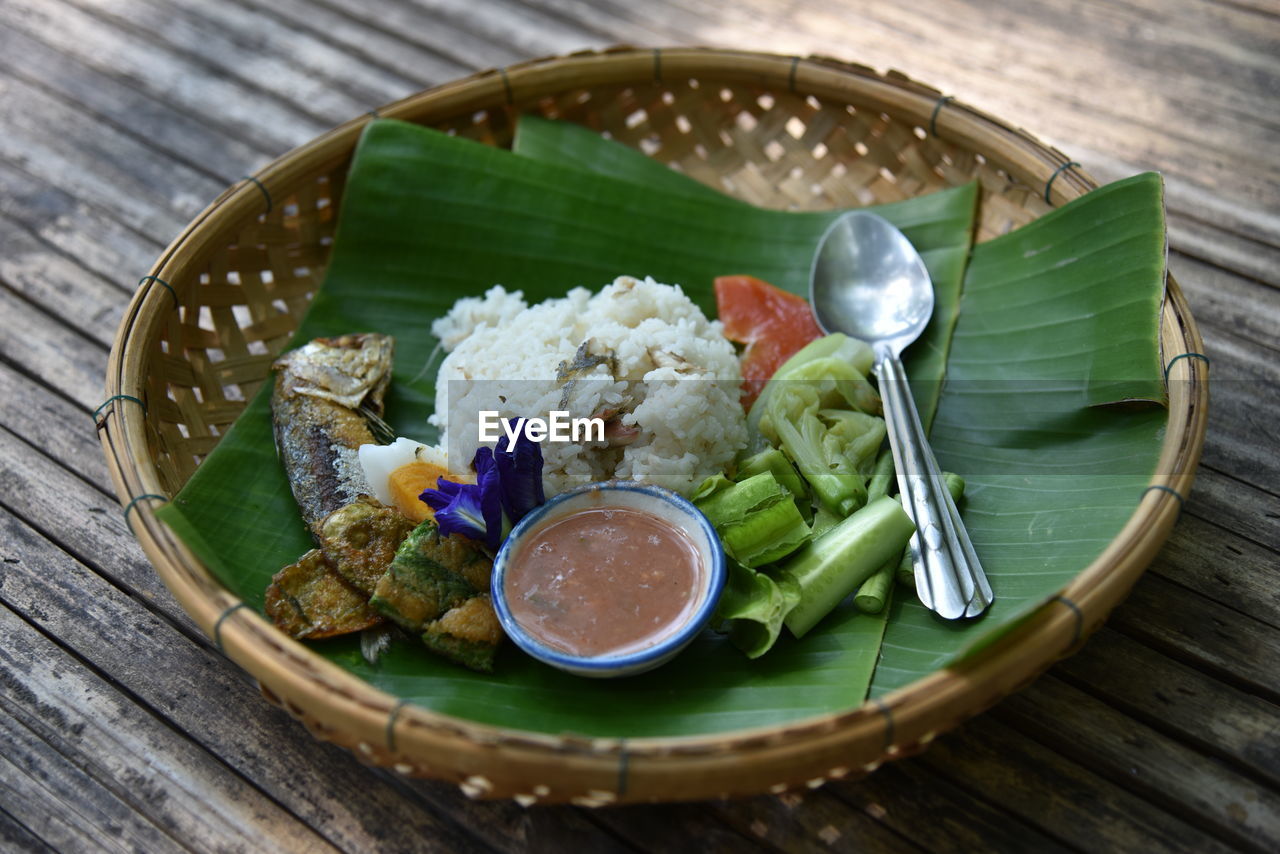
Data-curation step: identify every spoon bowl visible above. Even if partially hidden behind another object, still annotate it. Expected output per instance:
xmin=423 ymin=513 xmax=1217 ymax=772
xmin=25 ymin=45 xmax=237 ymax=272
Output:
xmin=810 ymin=212 xmax=933 ymax=351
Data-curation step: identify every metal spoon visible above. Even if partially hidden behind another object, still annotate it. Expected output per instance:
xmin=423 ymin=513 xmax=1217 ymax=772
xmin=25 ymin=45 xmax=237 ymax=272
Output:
xmin=809 ymin=211 xmax=992 ymax=619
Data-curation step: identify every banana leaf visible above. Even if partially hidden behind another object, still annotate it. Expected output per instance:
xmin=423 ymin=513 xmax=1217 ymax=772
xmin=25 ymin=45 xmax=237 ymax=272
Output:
xmin=158 ymin=118 xmax=1165 ymax=737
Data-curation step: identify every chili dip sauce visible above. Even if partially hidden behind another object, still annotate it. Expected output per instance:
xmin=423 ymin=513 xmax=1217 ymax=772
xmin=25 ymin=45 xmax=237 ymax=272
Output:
xmin=505 ymin=507 xmax=704 ymax=657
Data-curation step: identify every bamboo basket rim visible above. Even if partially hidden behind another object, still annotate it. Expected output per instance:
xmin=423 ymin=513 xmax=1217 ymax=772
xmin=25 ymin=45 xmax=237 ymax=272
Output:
xmin=98 ymin=46 xmax=1209 ymax=803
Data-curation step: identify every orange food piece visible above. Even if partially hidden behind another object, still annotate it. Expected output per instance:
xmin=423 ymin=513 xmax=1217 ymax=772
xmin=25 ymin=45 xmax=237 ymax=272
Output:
xmin=715 ymin=275 xmax=823 ymax=410
xmin=388 ymin=461 xmax=451 ymax=523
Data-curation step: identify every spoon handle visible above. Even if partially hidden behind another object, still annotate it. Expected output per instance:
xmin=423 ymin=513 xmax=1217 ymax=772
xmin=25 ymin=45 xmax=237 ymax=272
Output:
xmin=875 ymin=353 xmax=989 ymax=619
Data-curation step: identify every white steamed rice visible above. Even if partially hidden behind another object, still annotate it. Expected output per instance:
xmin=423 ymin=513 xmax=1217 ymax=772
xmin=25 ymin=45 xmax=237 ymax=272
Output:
xmin=430 ymin=275 xmax=747 ymax=496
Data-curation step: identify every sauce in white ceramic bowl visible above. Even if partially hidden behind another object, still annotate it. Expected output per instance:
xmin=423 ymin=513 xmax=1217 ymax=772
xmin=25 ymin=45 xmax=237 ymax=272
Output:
xmin=491 ymin=482 xmax=726 ymax=678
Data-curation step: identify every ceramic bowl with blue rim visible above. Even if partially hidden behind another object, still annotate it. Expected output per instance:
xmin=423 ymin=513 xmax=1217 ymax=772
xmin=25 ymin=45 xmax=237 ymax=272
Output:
xmin=491 ymin=481 xmax=726 ymax=678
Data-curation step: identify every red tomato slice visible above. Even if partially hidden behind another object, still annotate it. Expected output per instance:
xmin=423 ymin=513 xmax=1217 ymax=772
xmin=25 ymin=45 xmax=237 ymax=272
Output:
xmin=715 ymin=275 xmax=823 ymax=410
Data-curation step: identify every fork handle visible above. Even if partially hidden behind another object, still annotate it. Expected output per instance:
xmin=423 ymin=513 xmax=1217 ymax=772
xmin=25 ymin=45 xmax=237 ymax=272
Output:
xmin=875 ymin=352 xmax=980 ymax=619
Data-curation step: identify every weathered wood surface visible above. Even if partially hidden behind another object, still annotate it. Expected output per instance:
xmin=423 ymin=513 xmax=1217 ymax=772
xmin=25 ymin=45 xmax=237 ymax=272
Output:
xmin=0 ymin=0 xmax=1276 ymax=850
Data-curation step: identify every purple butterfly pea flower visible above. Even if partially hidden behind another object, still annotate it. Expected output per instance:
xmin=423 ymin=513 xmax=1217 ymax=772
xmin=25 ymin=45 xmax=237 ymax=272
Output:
xmin=493 ymin=422 xmax=545 ymax=524
xmin=470 ymin=446 xmax=507 ymax=550
xmin=420 ymin=477 xmax=489 ymax=545
xmin=420 ymin=421 xmax=546 ymax=550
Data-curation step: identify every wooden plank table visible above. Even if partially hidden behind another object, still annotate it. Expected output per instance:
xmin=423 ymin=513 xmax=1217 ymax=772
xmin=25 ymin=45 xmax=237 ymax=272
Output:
xmin=1 ymin=0 xmax=1276 ymax=850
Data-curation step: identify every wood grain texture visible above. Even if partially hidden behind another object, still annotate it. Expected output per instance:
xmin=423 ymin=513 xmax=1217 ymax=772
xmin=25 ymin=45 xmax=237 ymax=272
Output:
xmin=921 ymin=717 xmax=1240 ymax=854
xmin=1056 ymin=628 xmax=1280 ymax=789
xmin=0 ymin=807 xmax=57 ymax=854
xmin=0 ymin=0 xmax=1276 ymax=849
xmin=0 ymin=602 xmax=339 ymax=853
xmin=995 ymin=676 xmax=1280 ymax=852
xmin=1112 ymin=574 xmax=1280 ymax=704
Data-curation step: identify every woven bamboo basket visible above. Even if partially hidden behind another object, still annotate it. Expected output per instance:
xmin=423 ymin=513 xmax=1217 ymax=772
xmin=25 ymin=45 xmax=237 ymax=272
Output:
xmin=99 ymin=46 xmax=1209 ymax=805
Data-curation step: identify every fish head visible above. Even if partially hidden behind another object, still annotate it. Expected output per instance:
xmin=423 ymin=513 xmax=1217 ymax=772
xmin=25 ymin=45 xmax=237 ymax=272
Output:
xmin=274 ymin=333 xmax=394 ymax=410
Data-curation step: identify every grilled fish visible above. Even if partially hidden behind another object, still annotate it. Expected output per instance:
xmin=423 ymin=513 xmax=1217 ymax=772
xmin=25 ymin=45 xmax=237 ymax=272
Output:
xmin=271 ymin=333 xmax=395 ymax=533
xmin=268 ymin=334 xmax=395 ymax=640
